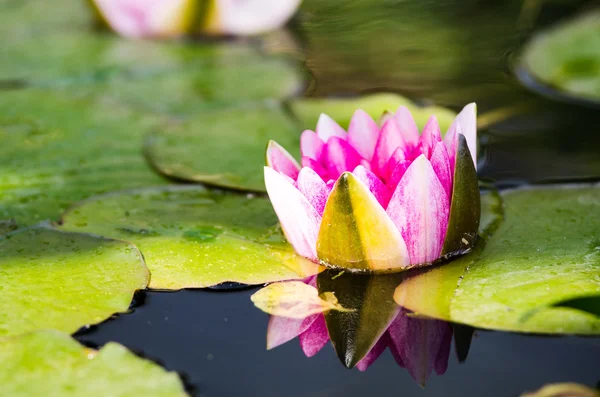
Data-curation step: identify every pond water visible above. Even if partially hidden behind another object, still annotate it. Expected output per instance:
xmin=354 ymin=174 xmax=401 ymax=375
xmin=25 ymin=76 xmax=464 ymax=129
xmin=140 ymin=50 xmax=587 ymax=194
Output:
xmin=71 ymin=0 xmax=600 ymax=395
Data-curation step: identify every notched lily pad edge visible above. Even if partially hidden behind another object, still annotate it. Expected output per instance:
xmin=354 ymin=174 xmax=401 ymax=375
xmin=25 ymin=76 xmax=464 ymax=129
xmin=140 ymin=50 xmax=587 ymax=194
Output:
xmin=0 ymin=222 xmax=151 ymax=334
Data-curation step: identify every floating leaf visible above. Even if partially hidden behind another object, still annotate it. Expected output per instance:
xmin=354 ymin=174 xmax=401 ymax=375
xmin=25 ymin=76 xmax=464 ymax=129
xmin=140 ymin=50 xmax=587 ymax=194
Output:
xmin=290 ymin=93 xmax=456 ymax=132
xmin=0 ymin=89 xmax=168 ymax=227
xmin=0 ymin=331 xmax=188 ymax=397
xmin=318 ymin=269 xmax=405 ymax=368
xmin=0 ymin=225 xmax=147 ymax=338
xmin=525 ymin=295 xmax=600 ymax=321
xmin=145 ymin=103 xmax=301 ymax=191
xmin=396 ymin=184 xmax=600 ymax=334
xmin=59 ymin=186 xmax=319 ymax=290
xmin=521 ymin=383 xmax=600 ymax=397
xmin=251 ymin=281 xmax=352 ymax=319
xmin=521 ymin=11 xmax=600 ymax=102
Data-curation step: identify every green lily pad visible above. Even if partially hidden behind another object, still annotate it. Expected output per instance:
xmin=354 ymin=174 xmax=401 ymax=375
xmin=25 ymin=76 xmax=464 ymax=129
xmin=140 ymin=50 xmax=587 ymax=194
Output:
xmin=0 ymin=331 xmax=188 ymax=397
xmin=395 ymin=184 xmax=600 ymax=334
xmin=521 ymin=11 xmax=600 ymax=102
xmin=317 ymin=269 xmax=405 ymax=368
xmin=0 ymin=0 xmax=305 ymax=115
xmin=549 ymin=295 xmax=600 ymax=319
xmin=145 ymin=102 xmax=301 ymax=191
xmin=290 ymin=93 xmax=457 ymax=132
xmin=521 ymin=383 xmax=600 ymax=397
xmin=0 ymin=225 xmax=148 ymax=338
xmin=0 ymin=89 xmax=167 ymax=227
xmin=59 ymin=186 xmax=318 ymax=290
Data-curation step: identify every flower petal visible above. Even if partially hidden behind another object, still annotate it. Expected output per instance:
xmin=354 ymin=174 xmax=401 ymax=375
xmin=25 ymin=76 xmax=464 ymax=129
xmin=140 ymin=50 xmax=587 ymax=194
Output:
xmin=296 ymin=167 xmax=329 ymax=216
xmin=456 ymin=103 xmax=477 ymax=169
xmin=323 ymin=137 xmax=363 ymax=180
xmin=316 ymin=113 xmax=346 ymax=142
xmin=386 ymin=155 xmax=449 ymax=265
xmin=317 ymin=172 xmax=410 ymax=271
xmin=372 ymin=119 xmax=405 ymax=178
xmin=356 ymin=332 xmax=391 ymax=371
xmin=266 ymin=313 xmax=319 ymax=350
xmin=301 ymin=156 xmax=329 ymax=181
xmin=430 ymin=142 xmax=452 ymax=201
xmin=266 ymin=140 xmax=300 ymax=180
xmin=384 ymin=146 xmax=408 ymax=181
xmin=395 ymin=106 xmax=420 ymax=149
xmin=440 ymin=134 xmax=480 ymax=257
xmin=299 ymin=314 xmax=329 ymax=357
xmin=387 ymin=159 xmax=412 ymax=194
xmin=352 ymin=165 xmax=390 ymax=208
xmin=348 ymin=109 xmax=379 ymax=161
xmin=419 ymin=116 xmax=442 ymax=159
xmin=264 ymin=166 xmax=322 ymax=261
xmin=300 ymin=130 xmax=325 ymax=161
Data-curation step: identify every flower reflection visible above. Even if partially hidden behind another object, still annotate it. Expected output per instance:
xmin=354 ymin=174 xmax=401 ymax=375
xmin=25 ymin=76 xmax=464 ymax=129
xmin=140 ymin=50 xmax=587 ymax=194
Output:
xmin=262 ymin=273 xmax=456 ymax=386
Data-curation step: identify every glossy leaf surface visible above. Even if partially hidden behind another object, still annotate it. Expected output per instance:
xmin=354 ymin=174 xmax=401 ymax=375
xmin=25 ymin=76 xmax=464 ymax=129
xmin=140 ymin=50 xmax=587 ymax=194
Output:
xmin=0 ymin=226 xmax=148 ymax=338
xmin=0 ymin=331 xmax=188 ymax=397
xmin=60 ymin=186 xmax=318 ymax=289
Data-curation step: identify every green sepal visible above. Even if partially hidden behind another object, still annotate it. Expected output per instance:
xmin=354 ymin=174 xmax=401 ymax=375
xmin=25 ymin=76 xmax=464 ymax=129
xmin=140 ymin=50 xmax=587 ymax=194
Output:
xmin=317 ymin=270 xmax=406 ymax=368
xmin=441 ymin=134 xmax=480 ymax=257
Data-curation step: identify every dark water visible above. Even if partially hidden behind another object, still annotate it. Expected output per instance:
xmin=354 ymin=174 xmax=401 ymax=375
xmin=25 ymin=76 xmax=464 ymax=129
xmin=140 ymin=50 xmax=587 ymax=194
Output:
xmin=79 ymin=0 xmax=600 ymax=395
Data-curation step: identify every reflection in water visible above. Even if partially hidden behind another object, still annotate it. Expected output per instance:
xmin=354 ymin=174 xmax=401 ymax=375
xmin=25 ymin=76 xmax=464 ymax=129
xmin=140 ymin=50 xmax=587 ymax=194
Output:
xmin=264 ymin=271 xmax=462 ymax=386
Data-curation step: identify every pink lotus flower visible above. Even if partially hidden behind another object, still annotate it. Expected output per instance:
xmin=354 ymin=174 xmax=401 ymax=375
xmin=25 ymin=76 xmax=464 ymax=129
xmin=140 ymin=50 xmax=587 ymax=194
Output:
xmin=91 ymin=0 xmax=197 ymax=39
xmin=91 ymin=0 xmax=302 ymax=39
xmin=264 ymin=104 xmax=480 ymax=272
xmin=266 ymin=276 xmax=453 ymax=385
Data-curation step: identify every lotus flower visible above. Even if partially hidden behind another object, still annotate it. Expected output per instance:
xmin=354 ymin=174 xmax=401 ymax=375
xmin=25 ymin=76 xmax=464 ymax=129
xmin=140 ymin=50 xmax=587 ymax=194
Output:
xmin=90 ymin=0 xmax=302 ymax=39
xmin=91 ymin=0 xmax=198 ymax=39
xmin=266 ymin=278 xmax=453 ymax=385
xmin=264 ymin=104 xmax=480 ymax=272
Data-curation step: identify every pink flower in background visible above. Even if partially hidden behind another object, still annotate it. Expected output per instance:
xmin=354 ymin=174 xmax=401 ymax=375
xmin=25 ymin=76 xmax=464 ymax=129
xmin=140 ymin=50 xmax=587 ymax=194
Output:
xmin=91 ymin=0 xmax=302 ymax=39
xmin=92 ymin=0 xmax=196 ymax=38
xmin=264 ymin=104 xmax=480 ymax=272
xmin=266 ymin=278 xmax=453 ymax=385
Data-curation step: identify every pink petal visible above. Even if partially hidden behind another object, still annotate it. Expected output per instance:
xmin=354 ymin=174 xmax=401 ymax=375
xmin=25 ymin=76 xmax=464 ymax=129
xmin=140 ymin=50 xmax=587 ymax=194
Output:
xmin=386 ymin=159 xmax=411 ymax=194
xmin=300 ymin=130 xmax=325 ymax=161
xmin=430 ymin=142 xmax=452 ymax=201
xmin=299 ymin=314 xmax=329 ymax=357
xmin=347 ymin=109 xmax=379 ymax=161
xmin=266 ymin=141 xmax=300 ymax=180
xmin=372 ymin=119 xmax=405 ymax=178
xmin=352 ymin=165 xmax=390 ymax=208
xmin=316 ymin=113 xmax=346 ymax=142
xmin=455 ymin=103 xmax=477 ymax=169
xmin=356 ymin=332 xmax=391 ymax=371
xmin=386 ymin=155 xmax=450 ymax=265
xmin=323 ymin=137 xmax=363 ymax=180
xmin=266 ymin=313 xmax=319 ymax=350
xmin=418 ymin=116 xmax=441 ymax=159
xmin=296 ymin=167 xmax=330 ymax=216
xmin=264 ymin=167 xmax=322 ymax=261
xmin=384 ymin=147 xmax=408 ymax=182
xmin=301 ymin=156 xmax=329 ymax=181
xmin=395 ymin=106 xmax=420 ymax=149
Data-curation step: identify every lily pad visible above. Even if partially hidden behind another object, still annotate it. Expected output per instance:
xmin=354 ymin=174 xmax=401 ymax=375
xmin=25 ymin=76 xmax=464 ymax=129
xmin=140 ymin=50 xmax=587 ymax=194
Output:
xmin=0 ymin=1 xmax=305 ymax=115
xmin=145 ymin=102 xmax=301 ymax=191
xmin=0 ymin=225 xmax=148 ymax=338
xmin=290 ymin=93 xmax=457 ymax=131
xmin=520 ymin=11 xmax=600 ymax=102
xmin=0 ymin=331 xmax=188 ymax=397
xmin=549 ymin=295 xmax=600 ymax=319
xmin=521 ymin=383 xmax=600 ymax=397
xmin=59 ymin=186 xmax=319 ymax=290
xmin=395 ymin=184 xmax=600 ymax=334
xmin=0 ymin=89 xmax=167 ymax=227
